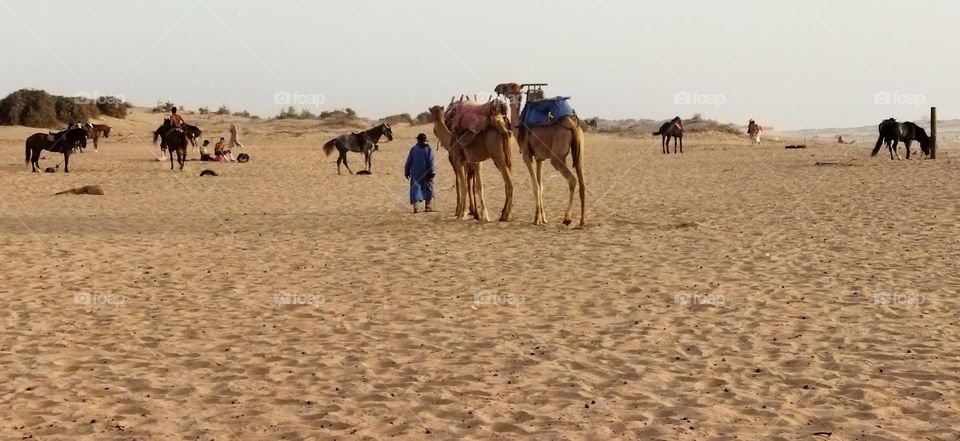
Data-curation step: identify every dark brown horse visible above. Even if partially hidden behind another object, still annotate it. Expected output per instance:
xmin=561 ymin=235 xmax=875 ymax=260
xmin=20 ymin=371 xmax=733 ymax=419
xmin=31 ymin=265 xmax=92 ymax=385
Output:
xmin=654 ymin=117 xmax=683 ymax=154
xmin=322 ymin=123 xmax=393 ymax=175
xmin=91 ymin=124 xmax=111 ymax=150
xmin=154 ymin=124 xmax=189 ymax=170
xmin=873 ymin=118 xmax=930 ymax=160
xmin=25 ymin=128 xmax=87 ymax=172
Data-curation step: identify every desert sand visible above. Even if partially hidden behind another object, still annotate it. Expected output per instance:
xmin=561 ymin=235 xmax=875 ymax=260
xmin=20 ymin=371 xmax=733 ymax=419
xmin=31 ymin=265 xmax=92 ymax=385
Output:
xmin=0 ymin=109 xmax=958 ymax=440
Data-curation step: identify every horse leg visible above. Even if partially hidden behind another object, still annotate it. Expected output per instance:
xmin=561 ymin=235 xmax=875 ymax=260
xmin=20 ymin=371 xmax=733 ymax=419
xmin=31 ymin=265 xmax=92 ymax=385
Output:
xmin=889 ymin=140 xmax=901 ymax=160
xmin=63 ymin=152 xmax=70 ymax=173
xmin=342 ymin=151 xmax=354 ymax=175
xmin=31 ymin=148 xmax=40 ymax=172
xmin=662 ymin=136 xmax=667 ymax=154
xmin=474 ymin=162 xmax=489 ymax=222
xmin=904 ymin=140 xmax=912 ymax=160
xmin=678 ymin=135 xmax=683 ymax=154
xmin=179 ymin=149 xmax=186 ymax=170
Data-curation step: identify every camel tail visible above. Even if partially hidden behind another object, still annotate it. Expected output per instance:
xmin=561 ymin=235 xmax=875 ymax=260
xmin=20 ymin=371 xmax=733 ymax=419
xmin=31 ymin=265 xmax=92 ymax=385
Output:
xmin=322 ymin=139 xmax=337 ymax=157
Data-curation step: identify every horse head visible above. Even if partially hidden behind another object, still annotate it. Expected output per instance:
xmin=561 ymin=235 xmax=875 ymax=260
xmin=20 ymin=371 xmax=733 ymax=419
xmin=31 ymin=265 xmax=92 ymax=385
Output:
xmin=380 ymin=123 xmax=394 ymax=142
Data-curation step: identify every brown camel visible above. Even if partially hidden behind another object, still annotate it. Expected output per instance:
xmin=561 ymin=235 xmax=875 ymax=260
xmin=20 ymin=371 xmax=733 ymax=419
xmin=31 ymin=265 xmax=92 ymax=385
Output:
xmin=506 ymin=90 xmax=586 ymax=226
xmin=431 ymin=101 xmax=514 ymax=222
xmin=429 ymin=105 xmax=479 ymax=219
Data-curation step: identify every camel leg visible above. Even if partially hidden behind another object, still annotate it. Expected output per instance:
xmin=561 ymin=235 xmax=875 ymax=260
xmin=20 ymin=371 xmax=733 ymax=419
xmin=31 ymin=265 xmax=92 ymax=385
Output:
xmin=454 ymin=160 xmax=469 ymax=220
xmin=497 ymin=160 xmax=514 ymax=222
xmin=524 ymin=156 xmax=542 ymax=225
xmin=536 ymin=160 xmax=547 ymax=224
xmin=551 ymin=155 xmax=577 ymax=226
xmin=467 ymin=166 xmax=478 ymax=219
xmin=450 ymin=156 xmax=462 ymax=217
xmin=474 ymin=162 xmax=490 ymax=222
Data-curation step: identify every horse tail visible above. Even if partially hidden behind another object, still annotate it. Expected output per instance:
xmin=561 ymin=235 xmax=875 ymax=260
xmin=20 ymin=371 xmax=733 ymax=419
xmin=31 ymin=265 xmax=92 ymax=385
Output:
xmin=872 ymin=133 xmax=884 ymax=157
xmin=322 ymin=139 xmax=337 ymax=157
xmin=25 ymin=139 xmax=30 ymax=164
xmin=153 ymin=130 xmax=159 ymax=146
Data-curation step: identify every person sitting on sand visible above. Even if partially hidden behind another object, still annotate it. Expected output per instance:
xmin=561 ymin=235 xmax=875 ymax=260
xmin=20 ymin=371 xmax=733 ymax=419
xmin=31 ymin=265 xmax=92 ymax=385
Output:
xmin=404 ymin=133 xmax=436 ymax=213
xmin=200 ymin=139 xmax=214 ymax=161
xmin=215 ymin=137 xmax=235 ymax=162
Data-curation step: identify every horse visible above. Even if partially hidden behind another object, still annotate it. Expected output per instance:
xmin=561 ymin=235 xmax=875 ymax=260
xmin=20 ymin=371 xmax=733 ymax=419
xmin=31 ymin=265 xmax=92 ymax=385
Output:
xmin=90 ymin=124 xmax=111 ymax=150
xmin=25 ymin=128 xmax=87 ymax=173
xmin=872 ymin=118 xmax=930 ymax=160
xmin=322 ymin=123 xmax=394 ymax=175
xmin=183 ymin=123 xmax=202 ymax=149
xmin=653 ymin=117 xmax=683 ymax=154
xmin=159 ymin=128 xmax=189 ymax=170
xmin=154 ymin=119 xmax=201 ymax=156
xmin=747 ymin=120 xmax=763 ymax=145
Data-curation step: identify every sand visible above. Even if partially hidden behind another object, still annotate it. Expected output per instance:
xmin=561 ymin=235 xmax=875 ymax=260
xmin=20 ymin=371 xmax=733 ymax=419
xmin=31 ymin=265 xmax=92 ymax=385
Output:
xmin=0 ymin=109 xmax=958 ymax=440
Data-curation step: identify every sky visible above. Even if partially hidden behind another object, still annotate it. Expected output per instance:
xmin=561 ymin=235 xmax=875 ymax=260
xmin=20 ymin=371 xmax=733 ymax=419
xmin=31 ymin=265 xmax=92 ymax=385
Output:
xmin=1 ymin=0 xmax=958 ymax=130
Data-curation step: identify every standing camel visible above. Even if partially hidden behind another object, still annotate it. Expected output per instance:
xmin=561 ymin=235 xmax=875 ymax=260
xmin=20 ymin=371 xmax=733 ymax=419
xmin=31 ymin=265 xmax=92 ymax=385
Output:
xmin=505 ymin=91 xmax=586 ymax=226
xmin=429 ymin=105 xmax=478 ymax=219
xmin=435 ymin=99 xmax=514 ymax=222
xmin=654 ymin=117 xmax=683 ymax=154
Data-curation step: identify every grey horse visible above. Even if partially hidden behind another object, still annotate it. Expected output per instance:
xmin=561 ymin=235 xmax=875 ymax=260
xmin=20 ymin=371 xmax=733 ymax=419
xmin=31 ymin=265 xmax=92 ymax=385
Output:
xmin=322 ymin=123 xmax=393 ymax=175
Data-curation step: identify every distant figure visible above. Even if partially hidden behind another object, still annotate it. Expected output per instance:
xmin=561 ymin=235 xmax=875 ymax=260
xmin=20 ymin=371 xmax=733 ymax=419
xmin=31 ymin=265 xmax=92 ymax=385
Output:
xmin=747 ymin=119 xmax=763 ymax=145
xmin=653 ymin=116 xmax=683 ymax=154
xmin=229 ymin=123 xmax=244 ymax=150
xmin=404 ymin=133 xmax=436 ymax=213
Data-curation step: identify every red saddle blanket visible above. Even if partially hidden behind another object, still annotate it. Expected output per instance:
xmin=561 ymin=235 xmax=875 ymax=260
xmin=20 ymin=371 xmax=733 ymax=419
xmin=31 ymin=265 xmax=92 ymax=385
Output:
xmin=447 ymin=101 xmax=500 ymax=134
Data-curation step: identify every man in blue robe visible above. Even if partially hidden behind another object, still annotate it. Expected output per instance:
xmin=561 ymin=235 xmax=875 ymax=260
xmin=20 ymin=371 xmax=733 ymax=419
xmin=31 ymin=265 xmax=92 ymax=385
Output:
xmin=404 ymin=133 xmax=436 ymax=213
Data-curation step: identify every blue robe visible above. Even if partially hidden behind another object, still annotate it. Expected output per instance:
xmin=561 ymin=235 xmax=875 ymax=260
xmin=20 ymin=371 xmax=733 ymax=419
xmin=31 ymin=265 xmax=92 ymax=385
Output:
xmin=404 ymin=143 xmax=435 ymax=204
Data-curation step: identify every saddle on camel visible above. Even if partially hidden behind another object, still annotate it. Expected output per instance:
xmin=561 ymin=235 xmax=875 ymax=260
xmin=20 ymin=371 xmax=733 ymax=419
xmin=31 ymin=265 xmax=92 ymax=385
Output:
xmin=520 ymin=96 xmax=578 ymax=128
xmin=446 ymin=99 xmax=510 ymax=136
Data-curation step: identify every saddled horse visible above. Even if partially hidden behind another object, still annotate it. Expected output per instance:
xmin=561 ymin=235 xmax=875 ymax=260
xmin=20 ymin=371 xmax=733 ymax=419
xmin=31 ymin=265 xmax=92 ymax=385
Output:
xmin=26 ymin=128 xmax=87 ymax=172
xmin=322 ymin=123 xmax=394 ymax=175
xmin=872 ymin=118 xmax=930 ymax=160
xmin=154 ymin=119 xmax=202 ymax=158
xmin=154 ymin=124 xmax=189 ymax=170
xmin=654 ymin=116 xmax=683 ymax=154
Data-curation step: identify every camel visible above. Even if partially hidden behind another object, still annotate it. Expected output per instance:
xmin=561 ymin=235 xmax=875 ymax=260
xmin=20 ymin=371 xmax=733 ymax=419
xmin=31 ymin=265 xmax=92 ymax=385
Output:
xmin=430 ymin=100 xmax=513 ymax=222
xmin=505 ymin=89 xmax=586 ymax=226
xmin=429 ymin=105 xmax=479 ymax=219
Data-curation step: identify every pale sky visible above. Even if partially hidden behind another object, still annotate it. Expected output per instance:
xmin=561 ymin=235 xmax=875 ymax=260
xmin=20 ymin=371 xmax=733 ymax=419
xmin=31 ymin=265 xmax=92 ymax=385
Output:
xmin=1 ymin=0 xmax=958 ymax=129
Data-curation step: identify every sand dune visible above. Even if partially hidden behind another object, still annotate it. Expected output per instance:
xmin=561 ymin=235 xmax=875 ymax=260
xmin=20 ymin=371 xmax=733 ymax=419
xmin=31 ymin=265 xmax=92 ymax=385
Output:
xmin=0 ymin=109 xmax=958 ymax=440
